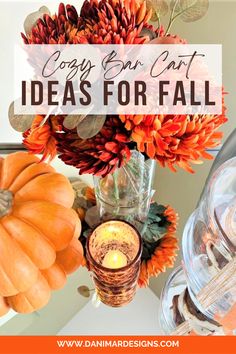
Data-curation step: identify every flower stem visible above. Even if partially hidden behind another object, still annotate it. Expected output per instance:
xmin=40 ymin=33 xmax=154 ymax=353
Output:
xmin=165 ymin=0 xmax=179 ymax=35
xmin=165 ymin=0 xmax=199 ymax=35
xmin=113 ymin=170 xmax=119 ymax=203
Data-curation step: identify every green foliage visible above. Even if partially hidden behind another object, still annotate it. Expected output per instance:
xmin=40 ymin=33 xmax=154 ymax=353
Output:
xmin=141 ymin=202 xmax=170 ymax=244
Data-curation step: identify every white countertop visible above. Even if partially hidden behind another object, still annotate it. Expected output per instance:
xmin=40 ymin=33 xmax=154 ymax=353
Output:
xmin=0 ymin=272 xmax=161 ymax=335
xmin=58 ymin=287 xmax=161 ymax=336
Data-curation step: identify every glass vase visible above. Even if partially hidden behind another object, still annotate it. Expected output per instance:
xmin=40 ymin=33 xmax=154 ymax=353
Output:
xmin=93 ymin=150 xmax=156 ymax=230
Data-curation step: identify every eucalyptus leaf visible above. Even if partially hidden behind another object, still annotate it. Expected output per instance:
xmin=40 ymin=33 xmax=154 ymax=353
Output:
xmin=77 ymin=286 xmax=91 ymax=298
xmin=24 ymin=6 xmax=50 ymax=35
xmin=147 ymin=0 xmax=169 ymax=21
xmin=63 ymin=115 xmax=87 ymax=130
xmin=170 ymin=0 xmax=209 ymax=23
xmin=77 ymin=115 xmax=106 ymax=139
xmin=8 ymin=101 xmax=35 ymax=132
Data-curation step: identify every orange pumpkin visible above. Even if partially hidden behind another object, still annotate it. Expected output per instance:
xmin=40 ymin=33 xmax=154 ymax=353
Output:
xmin=6 ymin=273 xmax=51 ymax=314
xmin=0 ymin=152 xmax=83 ymax=315
xmin=57 ymin=237 xmax=84 ymax=275
xmin=41 ymin=263 xmax=67 ymax=290
xmin=0 ymin=296 xmax=10 ymax=316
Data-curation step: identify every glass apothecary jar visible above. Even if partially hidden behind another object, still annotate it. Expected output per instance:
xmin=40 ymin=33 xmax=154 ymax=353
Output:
xmin=159 ymin=266 xmax=225 ymax=335
xmin=182 ymin=157 xmax=236 ymax=333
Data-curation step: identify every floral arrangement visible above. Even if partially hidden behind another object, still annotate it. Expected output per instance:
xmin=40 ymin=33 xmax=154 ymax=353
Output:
xmin=10 ymin=0 xmax=227 ymax=178
xmin=7 ymin=0 xmax=227 ymax=288
xmin=70 ymin=179 xmax=178 ymax=287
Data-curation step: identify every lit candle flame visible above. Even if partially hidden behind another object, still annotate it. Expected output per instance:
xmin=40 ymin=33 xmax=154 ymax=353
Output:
xmin=102 ymin=250 xmax=128 ymax=269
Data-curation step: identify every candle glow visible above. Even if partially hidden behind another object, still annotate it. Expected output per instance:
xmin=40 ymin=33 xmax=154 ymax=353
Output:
xmin=86 ymin=220 xmax=142 ymax=307
xmin=102 ymin=250 xmax=128 ymax=269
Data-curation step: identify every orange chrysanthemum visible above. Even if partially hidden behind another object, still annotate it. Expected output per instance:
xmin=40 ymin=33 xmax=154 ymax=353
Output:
xmin=23 ymin=115 xmax=62 ymax=162
xmin=138 ymin=205 xmax=179 ymax=288
xmin=21 ymin=3 xmax=89 ymax=44
xmin=120 ymin=107 xmax=228 ymax=173
xmin=22 ymin=0 xmax=161 ymax=46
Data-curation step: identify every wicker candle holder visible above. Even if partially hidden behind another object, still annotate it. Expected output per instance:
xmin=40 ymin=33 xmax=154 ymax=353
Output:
xmin=86 ymin=220 xmax=142 ymax=307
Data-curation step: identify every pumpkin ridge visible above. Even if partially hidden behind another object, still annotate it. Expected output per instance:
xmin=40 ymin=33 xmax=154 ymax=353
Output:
xmin=13 ymin=201 xmax=77 ymax=230
xmin=41 ymin=263 xmax=67 ymax=290
xmin=1 ymin=215 xmax=56 ymax=270
xmin=0 ymin=223 xmax=39 ymax=295
xmin=9 ymin=162 xmax=55 ymax=194
xmin=12 ymin=201 xmax=77 ymax=251
xmin=56 ymin=237 xmax=83 ymax=275
xmin=0 ymin=153 xmax=39 ymax=190
xmin=14 ymin=173 xmax=74 ymax=208
xmin=0 ymin=264 xmax=18 ymax=296
xmin=0 ymin=295 xmax=10 ymax=316
xmin=9 ymin=209 xmax=56 ymax=248
xmin=7 ymin=292 xmax=35 ymax=313
xmin=7 ymin=273 xmax=51 ymax=313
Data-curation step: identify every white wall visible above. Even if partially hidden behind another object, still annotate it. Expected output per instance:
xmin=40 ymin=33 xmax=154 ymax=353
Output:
xmin=150 ymin=0 xmax=236 ymax=296
xmin=0 ymin=0 xmax=84 ymax=143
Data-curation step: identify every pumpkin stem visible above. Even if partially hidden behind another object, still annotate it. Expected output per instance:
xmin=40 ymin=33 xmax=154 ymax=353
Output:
xmin=0 ymin=190 xmax=13 ymax=218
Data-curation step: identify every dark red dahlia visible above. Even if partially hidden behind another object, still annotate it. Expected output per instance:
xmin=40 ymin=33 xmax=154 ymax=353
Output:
xmin=56 ymin=116 xmax=132 ymax=177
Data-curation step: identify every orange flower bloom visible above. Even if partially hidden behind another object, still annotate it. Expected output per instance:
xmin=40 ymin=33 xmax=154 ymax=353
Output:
xmin=22 ymin=0 xmax=158 ymax=46
xmin=138 ymin=205 xmax=179 ymax=288
xmin=23 ymin=115 xmax=62 ymax=162
xmin=120 ymin=107 xmax=228 ymax=173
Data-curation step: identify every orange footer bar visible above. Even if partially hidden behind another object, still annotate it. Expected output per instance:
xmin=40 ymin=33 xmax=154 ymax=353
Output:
xmin=0 ymin=336 xmax=235 ymax=354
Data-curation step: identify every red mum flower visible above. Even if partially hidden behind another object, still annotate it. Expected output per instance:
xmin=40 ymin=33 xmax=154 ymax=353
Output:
xmin=56 ymin=116 xmax=132 ymax=177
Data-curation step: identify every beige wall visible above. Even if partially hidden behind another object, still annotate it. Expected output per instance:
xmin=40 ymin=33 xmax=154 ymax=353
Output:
xmin=150 ymin=0 xmax=236 ymax=296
